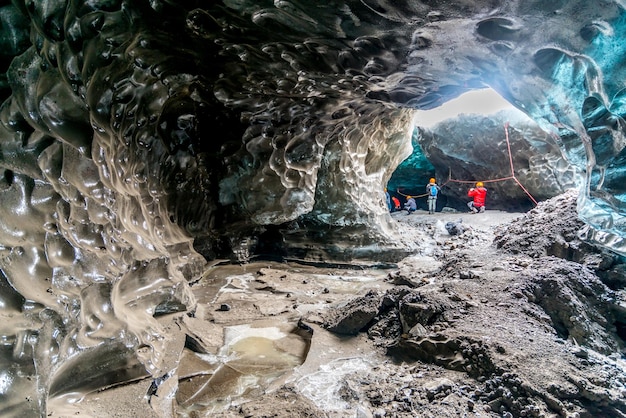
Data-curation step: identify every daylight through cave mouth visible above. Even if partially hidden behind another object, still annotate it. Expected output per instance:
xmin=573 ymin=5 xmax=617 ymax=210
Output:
xmin=388 ymin=88 xmax=558 ymax=213
xmin=2 ymin=1 xmax=626 ymax=416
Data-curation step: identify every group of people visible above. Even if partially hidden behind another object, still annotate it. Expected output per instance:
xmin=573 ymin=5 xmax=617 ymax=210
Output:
xmin=385 ymin=178 xmax=487 ymax=215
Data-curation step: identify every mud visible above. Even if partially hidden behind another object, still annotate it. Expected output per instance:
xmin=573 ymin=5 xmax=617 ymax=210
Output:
xmin=51 ymin=191 xmax=626 ymax=417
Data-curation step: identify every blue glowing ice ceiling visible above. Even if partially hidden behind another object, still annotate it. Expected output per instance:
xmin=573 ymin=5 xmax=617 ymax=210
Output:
xmin=1 ymin=0 xmax=626 ymax=416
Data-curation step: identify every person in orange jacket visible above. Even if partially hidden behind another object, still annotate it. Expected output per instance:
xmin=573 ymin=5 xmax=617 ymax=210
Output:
xmin=467 ymin=181 xmax=487 ymax=213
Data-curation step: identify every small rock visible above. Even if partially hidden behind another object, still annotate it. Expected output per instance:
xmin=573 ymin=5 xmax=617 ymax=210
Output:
xmin=356 ymin=405 xmax=373 ymax=418
xmin=469 ymin=270 xmax=482 ymax=279
xmin=424 ymin=377 xmax=455 ymax=395
xmin=217 ymin=304 xmax=231 ymax=312
xmin=460 ymin=270 xmax=481 ymax=279
xmin=572 ymin=346 xmax=589 ymax=359
xmin=373 ymin=408 xmax=386 ymax=417
xmin=408 ymin=323 xmax=428 ymax=338
xmin=445 ymin=219 xmax=465 ymax=235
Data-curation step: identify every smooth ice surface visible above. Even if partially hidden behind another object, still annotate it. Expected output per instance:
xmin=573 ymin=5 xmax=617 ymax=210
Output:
xmin=177 ymin=323 xmax=308 ymax=415
xmin=296 ymin=357 xmax=375 ymax=411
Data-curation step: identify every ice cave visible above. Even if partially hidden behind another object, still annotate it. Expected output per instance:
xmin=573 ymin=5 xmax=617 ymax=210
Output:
xmin=1 ymin=1 xmax=626 ymax=417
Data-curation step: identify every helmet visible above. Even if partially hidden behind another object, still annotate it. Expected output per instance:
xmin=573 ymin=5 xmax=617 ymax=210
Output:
xmin=476 ymin=181 xmax=484 ymax=187
xmin=429 ymin=178 xmax=436 ymax=183
xmin=406 ymin=195 xmax=412 ymax=199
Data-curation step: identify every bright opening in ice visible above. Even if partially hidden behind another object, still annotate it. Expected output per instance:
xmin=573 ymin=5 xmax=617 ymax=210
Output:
xmin=414 ymin=88 xmax=516 ymax=128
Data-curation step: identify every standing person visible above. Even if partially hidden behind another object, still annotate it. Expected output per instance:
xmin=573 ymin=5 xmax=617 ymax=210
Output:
xmin=404 ymin=195 xmax=417 ymax=214
xmin=467 ymin=182 xmax=487 ymax=213
xmin=391 ymin=196 xmax=401 ymax=212
xmin=426 ymin=178 xmax=441 ymax=214
xmin=384 ymin=188 xmax=392 ymax=212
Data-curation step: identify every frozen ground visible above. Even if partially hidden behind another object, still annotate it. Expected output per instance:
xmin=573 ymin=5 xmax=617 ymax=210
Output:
xmin=52 ymin=191 xmax=626 ymax=417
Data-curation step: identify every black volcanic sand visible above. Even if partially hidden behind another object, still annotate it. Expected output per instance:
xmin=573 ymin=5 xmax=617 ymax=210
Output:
xmin=53 ymin=190 xmax=626 ymax=418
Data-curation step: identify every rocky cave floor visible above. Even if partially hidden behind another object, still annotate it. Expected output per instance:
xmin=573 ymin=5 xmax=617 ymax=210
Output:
xmin=66 ymin=191 xmax=626 ymax=418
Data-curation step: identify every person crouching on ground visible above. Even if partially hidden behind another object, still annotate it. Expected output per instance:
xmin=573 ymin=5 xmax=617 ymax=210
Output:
xmin=467 ymin=182 xmax=487 ymax=213
xmin=404 ymin=195 xmax=417 ymax=214
xmin=426 ymin=178 xmax=441 ymax=214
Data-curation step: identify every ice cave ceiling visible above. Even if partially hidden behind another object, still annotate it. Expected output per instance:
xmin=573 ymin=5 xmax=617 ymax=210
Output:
xmin=1 ymin=0 xmax=626 ymax=415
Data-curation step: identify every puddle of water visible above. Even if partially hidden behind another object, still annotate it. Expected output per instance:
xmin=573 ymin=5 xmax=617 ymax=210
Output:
xmin=177 ymin=323 xmax=310 ymax=415
xmin=177 ymin=260 xmax=393 ymax=414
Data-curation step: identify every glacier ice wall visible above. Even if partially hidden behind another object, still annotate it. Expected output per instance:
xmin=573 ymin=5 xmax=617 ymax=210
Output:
xmin=416 ymin=109 xmax=583 ymax=212
xmin=0 ymin=0 xmax=626 ymax=415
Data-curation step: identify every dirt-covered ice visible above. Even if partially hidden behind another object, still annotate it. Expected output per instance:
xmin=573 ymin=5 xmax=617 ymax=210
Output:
xmin=57 ymin=191 xmax=626 ymax=417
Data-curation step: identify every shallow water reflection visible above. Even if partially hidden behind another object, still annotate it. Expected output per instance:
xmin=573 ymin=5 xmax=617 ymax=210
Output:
xmin=177 ymin=322 xmax=311 ymax=415
xmin=42 ymin=259 xmax=392 ymax=416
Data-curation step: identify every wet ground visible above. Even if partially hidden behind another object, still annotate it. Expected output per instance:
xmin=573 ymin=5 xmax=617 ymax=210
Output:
xmin=49 ymin=192 xmax=626 ymax=417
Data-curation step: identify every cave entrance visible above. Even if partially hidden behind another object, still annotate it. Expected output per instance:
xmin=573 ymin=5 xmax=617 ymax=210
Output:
xmin=414 ymin=88 xmax=515 ymax=129
xmin=387 ymin=88 xmax=528 ymax=213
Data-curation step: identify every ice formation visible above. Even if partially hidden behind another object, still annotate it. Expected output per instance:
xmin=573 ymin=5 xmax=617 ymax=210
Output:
xmin=0 ymin=0 xmax=625 ymax=415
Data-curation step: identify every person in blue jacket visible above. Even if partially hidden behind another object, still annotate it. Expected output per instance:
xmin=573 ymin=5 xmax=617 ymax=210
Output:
xmin=426 ymin=178 xmax=441 ymax=214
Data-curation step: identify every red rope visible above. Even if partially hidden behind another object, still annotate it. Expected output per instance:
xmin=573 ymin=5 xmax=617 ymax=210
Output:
xmin=504 ymin=122 xmax=538 ymax=205
xmin=445 ymin=122 xmax=539 ymax=206
xmin=504 ymin=121 xmax=515 ymax=176
xmin=514 ymin=177 xmax=538 ymax=206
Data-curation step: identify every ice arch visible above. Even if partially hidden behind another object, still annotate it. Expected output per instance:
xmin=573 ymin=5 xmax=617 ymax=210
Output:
xmin=1 ymin=0 xmax=626 ymax=415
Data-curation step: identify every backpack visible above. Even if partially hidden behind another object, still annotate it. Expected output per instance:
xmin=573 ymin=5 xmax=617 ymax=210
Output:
xmin=429 ymin=184 xmax=438 ymax=197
